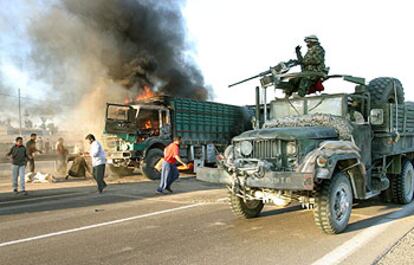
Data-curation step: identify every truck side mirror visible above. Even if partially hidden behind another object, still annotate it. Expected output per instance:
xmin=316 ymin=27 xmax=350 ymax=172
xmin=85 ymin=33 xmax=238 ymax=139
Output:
xmin=370 ymin=109 xmax=384 ymax=125
xmin=127 ymin=108 xmax=137 ymax=123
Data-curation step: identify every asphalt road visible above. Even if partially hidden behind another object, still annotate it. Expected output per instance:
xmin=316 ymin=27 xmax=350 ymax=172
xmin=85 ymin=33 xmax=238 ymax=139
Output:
xmin=0 ymin=177 xmax=414 ymax=265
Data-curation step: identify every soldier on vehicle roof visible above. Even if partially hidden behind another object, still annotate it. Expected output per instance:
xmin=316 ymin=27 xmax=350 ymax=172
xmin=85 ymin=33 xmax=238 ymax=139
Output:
xmin=297 ymin=35 xmax=326 ymax=72
xmin=286 ymin=35 xmax=327 ymax=97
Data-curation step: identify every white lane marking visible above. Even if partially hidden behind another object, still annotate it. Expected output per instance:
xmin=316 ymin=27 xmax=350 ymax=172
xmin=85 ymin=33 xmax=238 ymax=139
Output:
xmin=311 ymin=202 xmax=414 ymax=265
xmin=0 ymin=203 xmax=202 ymax=248
xmin=0 ymin=192 xmax=89 ymax=205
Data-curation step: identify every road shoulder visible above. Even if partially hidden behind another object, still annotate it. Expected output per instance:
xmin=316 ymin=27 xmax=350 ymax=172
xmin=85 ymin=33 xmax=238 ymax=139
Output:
xmin=376 ymin=227 xmax=414 ymax=265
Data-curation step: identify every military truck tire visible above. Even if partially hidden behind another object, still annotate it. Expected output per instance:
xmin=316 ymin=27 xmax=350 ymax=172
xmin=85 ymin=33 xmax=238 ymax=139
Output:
xmin=140 ymin=148 xmax=163 ymax=180
xmin=313 ymin=172 xmax=353 ymax=234
xmin=380 ymin=183 xmax=394 ymax=203
xmin=228 ymin=191 xmax=264 ymax=219
xmin=108 ymin=164 xmax=135 ymax=177
xmin=367 ymin=77 xmax=404 ymax=104
xmin=391 ymin=160 xmax=414 ymax=204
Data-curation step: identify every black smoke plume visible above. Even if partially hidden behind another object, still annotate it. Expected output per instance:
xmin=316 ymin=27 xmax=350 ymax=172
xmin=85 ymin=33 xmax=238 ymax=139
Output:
xmin=30 ymin=0 xmax=208 ymax=102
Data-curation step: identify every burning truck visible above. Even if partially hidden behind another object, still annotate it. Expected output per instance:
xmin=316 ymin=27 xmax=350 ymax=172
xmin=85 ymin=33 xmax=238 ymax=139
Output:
xmin=103 ymin=96 xmax=252 ymax=179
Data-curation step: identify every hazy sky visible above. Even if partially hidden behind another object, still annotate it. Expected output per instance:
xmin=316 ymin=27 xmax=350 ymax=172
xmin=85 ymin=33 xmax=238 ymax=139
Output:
xmin=1 ymin=0 xmax=413 ymax=108
xmin=184 ymin=0 xmax=414 ymax=105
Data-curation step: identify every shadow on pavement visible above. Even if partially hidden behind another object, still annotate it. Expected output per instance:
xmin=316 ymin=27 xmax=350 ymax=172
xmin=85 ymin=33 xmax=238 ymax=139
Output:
xmin=260 ymin=205 xmax=303 ymax=217
xmin=239 ymin=197 xmax=410 ymax=235
xmin=344 ymin=200 xmax=411 ymax=234
xmin=0 ymin=177 xmax=222 ymax=217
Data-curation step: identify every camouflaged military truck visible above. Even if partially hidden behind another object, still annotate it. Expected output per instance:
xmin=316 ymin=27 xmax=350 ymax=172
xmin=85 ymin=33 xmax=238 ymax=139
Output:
xmin=197 ymin=61 xmax=413 ymax=234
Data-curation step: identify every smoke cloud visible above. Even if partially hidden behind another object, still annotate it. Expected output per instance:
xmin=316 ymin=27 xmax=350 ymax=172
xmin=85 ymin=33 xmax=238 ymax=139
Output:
xmin=0 ymin=0 xmax=208 ymax=136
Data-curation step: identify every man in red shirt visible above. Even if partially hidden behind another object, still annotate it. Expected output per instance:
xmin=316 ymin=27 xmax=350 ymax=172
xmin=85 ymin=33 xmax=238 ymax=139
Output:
xmin=157 ymin=136 xmax=187 ymax=194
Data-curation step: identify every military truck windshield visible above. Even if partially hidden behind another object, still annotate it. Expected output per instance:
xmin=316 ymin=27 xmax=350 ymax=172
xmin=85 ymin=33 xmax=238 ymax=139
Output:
xmin=271 ymin=95 xmax=345 ymax=119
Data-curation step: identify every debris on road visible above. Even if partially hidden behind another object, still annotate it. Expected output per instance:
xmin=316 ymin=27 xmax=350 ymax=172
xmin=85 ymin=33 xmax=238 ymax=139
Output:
xmin=25 ymin=172 xmax=55 ymax=183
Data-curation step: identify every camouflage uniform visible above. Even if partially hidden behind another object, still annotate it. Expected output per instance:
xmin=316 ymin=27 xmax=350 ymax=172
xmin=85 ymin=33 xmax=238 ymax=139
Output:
xmin=302 ymin=43 xmax=325 ymax=72
xmin=290 ymin=35 xmax=326 ymax=97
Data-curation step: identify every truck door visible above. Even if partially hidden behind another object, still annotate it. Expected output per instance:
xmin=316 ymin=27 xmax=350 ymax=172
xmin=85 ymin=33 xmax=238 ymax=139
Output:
xmin=105 ymin=103 xmax=137 ymax=134
xmin=352 ymin=124 xmax=372 ymax=168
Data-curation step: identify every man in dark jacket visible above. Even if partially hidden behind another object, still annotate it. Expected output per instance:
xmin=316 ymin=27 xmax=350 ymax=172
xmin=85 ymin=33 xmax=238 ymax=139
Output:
xmin=55 ymin=137 xmax=68 ymax=174
xmin=26 ymin=133 xmax=42 ymax=180
xmin=6 ymin=137 xmax=29 ymax=194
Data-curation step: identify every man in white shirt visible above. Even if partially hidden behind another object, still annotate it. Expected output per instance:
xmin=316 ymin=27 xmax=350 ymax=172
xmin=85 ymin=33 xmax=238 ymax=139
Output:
xmin=85 ymin=134 xmax=107 ymax=193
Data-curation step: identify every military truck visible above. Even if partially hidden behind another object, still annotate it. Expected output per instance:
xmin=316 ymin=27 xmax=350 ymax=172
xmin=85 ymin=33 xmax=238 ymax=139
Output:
xmin=103 ymin=96 xmax=251 ymax=179
xmin=197 ymin=60 xmax=413 ymax=234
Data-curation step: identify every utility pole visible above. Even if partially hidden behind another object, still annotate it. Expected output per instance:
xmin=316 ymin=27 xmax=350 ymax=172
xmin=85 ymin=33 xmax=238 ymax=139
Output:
xmin=18 ymin=88 xmax=22 ymax=136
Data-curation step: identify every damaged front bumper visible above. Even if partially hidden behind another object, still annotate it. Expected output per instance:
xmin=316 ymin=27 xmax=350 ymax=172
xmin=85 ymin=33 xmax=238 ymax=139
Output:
xmin=196 ymin=167 xmax=314 ymax=191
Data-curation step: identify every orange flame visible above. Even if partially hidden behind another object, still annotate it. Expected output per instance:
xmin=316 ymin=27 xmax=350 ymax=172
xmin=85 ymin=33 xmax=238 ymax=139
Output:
xmin=144 ymin=120 xmax=152 ymax=129
xmin=136 ymin=85 xmax=155 ymax=100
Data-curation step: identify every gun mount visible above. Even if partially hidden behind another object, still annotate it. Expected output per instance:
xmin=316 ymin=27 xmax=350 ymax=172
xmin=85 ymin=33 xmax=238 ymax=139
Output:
xmin=228 ymin=59 xmax=300 ymax=88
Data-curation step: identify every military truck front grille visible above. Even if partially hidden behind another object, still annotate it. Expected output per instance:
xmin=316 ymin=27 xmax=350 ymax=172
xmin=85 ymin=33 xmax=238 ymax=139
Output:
xmin=252 ymin=139 xmax=282 ymax=159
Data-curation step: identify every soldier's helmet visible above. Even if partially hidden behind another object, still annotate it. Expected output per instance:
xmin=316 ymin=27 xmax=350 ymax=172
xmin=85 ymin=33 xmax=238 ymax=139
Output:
xmin=304 ymin=35 xmax=319 ymax=43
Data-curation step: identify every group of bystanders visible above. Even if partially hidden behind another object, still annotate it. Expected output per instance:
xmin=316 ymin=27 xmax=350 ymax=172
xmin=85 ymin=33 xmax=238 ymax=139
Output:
xmin=5 ymin=133 xmax=186 ymax=195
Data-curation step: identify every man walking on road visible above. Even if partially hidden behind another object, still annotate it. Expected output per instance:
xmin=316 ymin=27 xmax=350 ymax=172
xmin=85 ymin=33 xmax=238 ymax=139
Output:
xmin=26 ymin=133 xmax=42 ymax=181
xmin=157 ymin=136 xmax=187 ymax=194
xmin=6 ymin=137 xmax=29 ymax=194
xmin=85 ymin=134 xmax=107 ymax=193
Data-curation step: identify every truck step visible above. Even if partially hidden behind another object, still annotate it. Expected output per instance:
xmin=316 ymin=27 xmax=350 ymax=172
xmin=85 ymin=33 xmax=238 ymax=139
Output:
xmin=364 ymin=191 xmax=381 ymax=199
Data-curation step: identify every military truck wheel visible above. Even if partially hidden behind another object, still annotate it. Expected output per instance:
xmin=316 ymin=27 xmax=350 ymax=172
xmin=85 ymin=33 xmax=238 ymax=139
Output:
xmin=108 ymin=164 xmax=135 ymax=177
xmin=140 ymin=148 xmax=163 ymax=180
xmin=391 ymin=160 xmax=414 ymax=204
xmin=367 ymin=77 xmax=404 ymax=104
xmin=228 ymin=191 xmax=264 ymax=219
xmin=313 ymin=172 xmax=353 ymax=234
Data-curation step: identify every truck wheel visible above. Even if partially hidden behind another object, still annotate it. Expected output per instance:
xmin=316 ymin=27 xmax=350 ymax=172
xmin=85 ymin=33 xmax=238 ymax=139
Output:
xmin=313 ymin=172 xmax=353 ymax=234
xmin=228 ymin=191 xmax=264 ymax=219
xmin=367 ymin=77 xmax=404 ymax=104
xmin=108 ymin=164 xmax=135 ymax=177
xmin=380 ymin=182 xmax=394 ymax=203
xmin=140 ymin=148 xmax=163 ymax=180
xmin=391 ymin=160 xmax=414 ymax=204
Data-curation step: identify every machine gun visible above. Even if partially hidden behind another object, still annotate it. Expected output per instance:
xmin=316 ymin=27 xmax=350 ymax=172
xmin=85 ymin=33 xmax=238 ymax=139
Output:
xmin=228 ymin=59 xmax=300 ymax=88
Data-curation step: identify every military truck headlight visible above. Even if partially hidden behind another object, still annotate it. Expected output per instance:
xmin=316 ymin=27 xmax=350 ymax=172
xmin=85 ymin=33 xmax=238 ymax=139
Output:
xmin=286 ymin=141 xmax=297 ymax=155
xmin=233 ymin=143 xmax=242 ymax=158
xmin=240 ymin=141 xmax=253 ymax=156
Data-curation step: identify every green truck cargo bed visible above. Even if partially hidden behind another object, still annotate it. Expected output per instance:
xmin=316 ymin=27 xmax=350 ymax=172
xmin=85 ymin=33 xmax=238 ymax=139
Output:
xmin=171 ymin=97 xmax=249 ymax=145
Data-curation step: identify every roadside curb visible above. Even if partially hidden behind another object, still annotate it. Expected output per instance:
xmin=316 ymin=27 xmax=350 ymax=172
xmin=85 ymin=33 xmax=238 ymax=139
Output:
xmin=375 ymin=227 xmax=414 ymax=265
xmin=311 ymin=201 xmax=414 ymax=265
